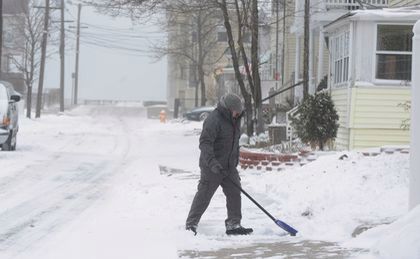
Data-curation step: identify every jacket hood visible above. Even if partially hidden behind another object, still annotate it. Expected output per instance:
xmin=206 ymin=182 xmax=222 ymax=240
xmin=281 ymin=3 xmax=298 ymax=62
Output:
xmin=216 ymin=101 xmax=244 ymax=123
xmin=219 ymin=93 xmax=243 ymax=113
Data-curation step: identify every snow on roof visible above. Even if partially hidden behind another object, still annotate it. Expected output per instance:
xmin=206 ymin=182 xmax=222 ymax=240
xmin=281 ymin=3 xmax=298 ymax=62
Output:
xmin=325 ymin=5 xmax=420 ymax=29
xmin=353 ymin=5 xmax=420 ymax=21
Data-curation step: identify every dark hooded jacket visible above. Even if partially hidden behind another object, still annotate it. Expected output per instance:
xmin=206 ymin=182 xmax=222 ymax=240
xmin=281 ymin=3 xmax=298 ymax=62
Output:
xmin=199 ymin=102 xmax=243 ymax=172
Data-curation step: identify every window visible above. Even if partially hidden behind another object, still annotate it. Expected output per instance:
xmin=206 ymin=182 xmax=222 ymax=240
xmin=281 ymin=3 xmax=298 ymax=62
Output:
xmin=179 ymin=65 xmax=186 ymax=80
xmin=260 ymin=54 xmax=271 ymax=81
xmin=4 ymin=29 xmax=14 ymax=49
xmin=191 ymin=31 xmax=197 ymax=43
xmin=217 ymin=31 xmax=228 ymax=42
xmin=330 ymin=31 xmax=350 ymax=86
xmin=188 ymin=64 xmax=197 ymax=88
xmin=376 ymin=24 xmax=413 ymax=81
xmin=242 ymin=32 xmax=251 ymax=43
xmin=7 ymin=55 xmax=22 ymax=73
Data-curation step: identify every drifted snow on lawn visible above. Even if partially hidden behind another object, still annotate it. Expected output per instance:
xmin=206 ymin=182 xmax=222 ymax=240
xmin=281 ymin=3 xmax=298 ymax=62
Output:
xmin=346 ymin=205 xmax=420 ymax=259
xmin=0 ymin=106 xmax=417 ymax=259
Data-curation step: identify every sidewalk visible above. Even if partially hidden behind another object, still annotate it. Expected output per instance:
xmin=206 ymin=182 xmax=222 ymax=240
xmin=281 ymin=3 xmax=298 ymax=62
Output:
xmin=179 ymin=240 xmax=367 ymax=258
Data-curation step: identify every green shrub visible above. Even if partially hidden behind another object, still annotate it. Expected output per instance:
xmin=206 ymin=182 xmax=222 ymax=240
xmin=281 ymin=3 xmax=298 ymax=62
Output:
xmin=290 ymin=92 xmax=339 ymax=150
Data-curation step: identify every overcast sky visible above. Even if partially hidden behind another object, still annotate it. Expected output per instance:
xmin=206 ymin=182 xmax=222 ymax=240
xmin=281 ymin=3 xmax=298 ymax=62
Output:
xmin=45 ymin=2 xmax=167 ymax=102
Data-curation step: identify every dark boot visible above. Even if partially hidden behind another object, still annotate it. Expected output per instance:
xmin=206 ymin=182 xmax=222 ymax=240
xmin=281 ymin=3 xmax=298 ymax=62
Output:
xmin=186 ymin=225 xmax=197 ymax=236
xmin=226 ymin=226 xmax=253 ymax=236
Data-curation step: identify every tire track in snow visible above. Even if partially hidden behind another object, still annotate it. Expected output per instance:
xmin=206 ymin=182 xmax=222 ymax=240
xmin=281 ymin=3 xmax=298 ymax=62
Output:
xmin=0 ymin=158 xmax=112 ymax=253
xmin=0 ymin=106 xmax=136 ymax=256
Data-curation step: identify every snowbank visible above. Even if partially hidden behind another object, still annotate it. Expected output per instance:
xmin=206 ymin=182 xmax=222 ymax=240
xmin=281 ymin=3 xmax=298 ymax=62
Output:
xmin=244 ymin=151 xmax=409 ymax=242
xmin=346 ymin=205 xmax=420 ymax=259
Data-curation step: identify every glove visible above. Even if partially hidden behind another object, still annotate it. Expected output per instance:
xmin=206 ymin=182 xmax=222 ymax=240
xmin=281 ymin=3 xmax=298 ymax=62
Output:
xmin=211 ymin=163 xmax=223 ymax=174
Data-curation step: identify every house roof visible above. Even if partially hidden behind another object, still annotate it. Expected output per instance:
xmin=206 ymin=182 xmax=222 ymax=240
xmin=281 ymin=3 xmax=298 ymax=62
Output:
xmin=3 ymin=0 xmax=29 ymax=15
xmin=325 ymin=5 xmax=420 ymax=30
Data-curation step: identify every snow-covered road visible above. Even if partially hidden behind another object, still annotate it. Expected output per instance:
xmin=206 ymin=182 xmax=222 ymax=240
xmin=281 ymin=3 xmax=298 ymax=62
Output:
xmin=0 ymin=106 xmax=136 ymax=257
xmin=1 ymin=105 xmax=209 ymax=258
xmin=0 ymin=105 xmax=417 ymax=259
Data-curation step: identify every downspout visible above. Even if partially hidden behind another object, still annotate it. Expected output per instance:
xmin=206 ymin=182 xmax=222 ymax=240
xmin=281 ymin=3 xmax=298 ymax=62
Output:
xmin=295 ymin=36 xmax=301 ymax=102
xmin=347 ymin=21 xmax=355 ymax=149
xmin=294 ymin=0 xmax=301 ymax=104
xmin=309 ymin=26 xmax=314 ymax=95
xmin=409 ymin=20 xmax=420 ymax=209
xmin=317 ymin=29 xmax=324 ymax=88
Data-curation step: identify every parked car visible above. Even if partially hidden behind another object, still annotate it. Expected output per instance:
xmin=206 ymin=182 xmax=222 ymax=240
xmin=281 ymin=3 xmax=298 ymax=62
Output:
xmin=0 ymin=81 xmax=21 ymax=151
xmin=183 ymin=106 xmax=215 ymax=121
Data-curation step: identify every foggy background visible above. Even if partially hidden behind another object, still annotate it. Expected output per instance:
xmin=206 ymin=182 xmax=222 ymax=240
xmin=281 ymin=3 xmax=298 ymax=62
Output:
xmin=45 ymin=2 xmax=167 ymax=102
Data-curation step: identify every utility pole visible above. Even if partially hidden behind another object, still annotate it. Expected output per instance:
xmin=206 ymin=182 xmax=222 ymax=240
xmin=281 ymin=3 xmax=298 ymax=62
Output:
xmin=74 ymin=3 xmax=81 ymax=105
xmin=281 ymin=0 xmax=286 ymax=87
xmin=59 ymin=0 xmax=65 ymax=112
xmin=36 ymin=2 xmax=68 ymax=114
xmin=36 ymin=0 xmax=51 ymax=118
xmin=193 ymin=15 xmax=199 ymax=108
xmin=251 ymin=0 xmax=263 ymax=134
xmin=275 ymin=0 xmax=279 ymax=90
xmin=303 ymin=0 xmax=310 ymax=99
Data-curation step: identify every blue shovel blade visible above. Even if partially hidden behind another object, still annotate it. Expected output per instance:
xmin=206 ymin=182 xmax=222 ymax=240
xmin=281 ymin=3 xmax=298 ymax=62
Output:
xmin=275 ymin=219 xmax=298 ymax=236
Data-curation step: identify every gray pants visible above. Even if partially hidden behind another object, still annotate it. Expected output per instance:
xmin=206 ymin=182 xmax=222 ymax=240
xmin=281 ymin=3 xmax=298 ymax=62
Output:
xmin=186 ymin=169 xmax=242 ymax=230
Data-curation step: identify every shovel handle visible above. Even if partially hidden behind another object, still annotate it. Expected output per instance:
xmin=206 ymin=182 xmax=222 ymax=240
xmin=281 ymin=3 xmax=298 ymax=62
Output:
xmin=223 ymin=173 xmax=298 ymax=236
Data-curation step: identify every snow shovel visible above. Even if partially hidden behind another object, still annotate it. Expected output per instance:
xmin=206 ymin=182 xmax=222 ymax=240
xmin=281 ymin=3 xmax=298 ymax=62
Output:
xmin=224 ymin=173 xmax=298 ymax=236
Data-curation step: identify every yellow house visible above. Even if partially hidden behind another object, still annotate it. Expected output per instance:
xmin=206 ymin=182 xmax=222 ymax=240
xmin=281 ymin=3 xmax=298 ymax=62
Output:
xmin=324 ymin=7 xmax=420 ymax=150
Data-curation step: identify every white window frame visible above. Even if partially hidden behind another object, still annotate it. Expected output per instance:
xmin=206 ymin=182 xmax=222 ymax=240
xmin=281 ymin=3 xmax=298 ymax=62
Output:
xmin=330 ymin=30 xmax=350 ymax=88
xmin=216 ymin=25 xmax=227 ymax=42
xmin=187 ymin=63 xmax=197 ymax=88
xmin=373 ymin=23 xmax=413 ymax=85
xmin=7 ymin=54 xmax=22 ymax=73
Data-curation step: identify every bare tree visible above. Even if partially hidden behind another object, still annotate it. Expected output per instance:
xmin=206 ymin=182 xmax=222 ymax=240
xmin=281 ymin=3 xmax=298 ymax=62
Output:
xmin=153 ymin=0 xmax=223 ymax=107
xmin=83 ymin=0 xmax=163 ymax=19
xmin=35 ymin=0 xmax=50 ymax=118
xmin=250 ymin=0 xmax=263 ymax=133
xmin=215 ymin=0 xmax=254 ymax=135
xmin=91 ymin=0 xmax=265 ymax=135
xmin=90 ymin=0 xmax=223 ymax=107
xmin=7 ymin=1 xmax=44 ymax=118
xmin=214 ymin=0 xmax=264 ymax=135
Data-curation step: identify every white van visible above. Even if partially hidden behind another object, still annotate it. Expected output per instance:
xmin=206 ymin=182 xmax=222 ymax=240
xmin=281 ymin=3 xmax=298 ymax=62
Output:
xmin=0 ymin=81 xmax=21 ymax=151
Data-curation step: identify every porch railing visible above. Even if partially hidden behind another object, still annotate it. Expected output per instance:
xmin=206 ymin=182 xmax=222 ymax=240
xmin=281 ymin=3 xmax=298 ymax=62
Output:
xmin=286 ymin=105 xmax=300 ymax=144
xmin=325 ymin=0 xmax=389 ymax=9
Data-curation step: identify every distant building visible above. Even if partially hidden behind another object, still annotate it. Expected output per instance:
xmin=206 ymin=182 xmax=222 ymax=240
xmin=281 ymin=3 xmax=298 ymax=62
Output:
xmin=166 ymin=4 xmax=271 ymax=114
xmin=267 ymin=0 xmax=296 ymax=108
xmin=1 ymin=0 xmax=29 ymax=94
xmin=166 ymin=7 xmax=231 ymax=112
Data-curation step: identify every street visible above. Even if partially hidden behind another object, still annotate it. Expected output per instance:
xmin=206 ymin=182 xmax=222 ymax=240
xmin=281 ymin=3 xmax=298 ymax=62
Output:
xmin=0 ymin=105 xmax=404 ymax=258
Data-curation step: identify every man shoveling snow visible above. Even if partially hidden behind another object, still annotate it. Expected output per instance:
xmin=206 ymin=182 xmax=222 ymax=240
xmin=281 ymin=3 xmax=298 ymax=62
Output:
xmin=185 ymin=93 xmax=253 ymax=236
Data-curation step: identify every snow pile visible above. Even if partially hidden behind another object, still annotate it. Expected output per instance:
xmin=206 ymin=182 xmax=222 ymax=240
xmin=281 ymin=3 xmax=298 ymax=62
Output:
xmin=370 ymin=205 xmax=420 ymax=259
xmin=249 ymin=133 xmax=269 ymax=146
xmin=244 ymin=152 xmax=409 ymax=241
xmin=346 ymin=205 xmax=420 ymax=259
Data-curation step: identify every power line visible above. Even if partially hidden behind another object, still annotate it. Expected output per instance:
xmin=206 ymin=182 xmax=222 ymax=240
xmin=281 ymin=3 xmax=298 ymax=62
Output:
xmin=80 ymin=41 xmax=152 ymax=57
xmin=65 ymin=29 xmax=155 ymax=49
